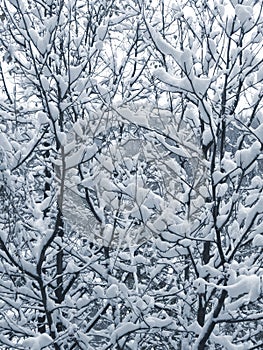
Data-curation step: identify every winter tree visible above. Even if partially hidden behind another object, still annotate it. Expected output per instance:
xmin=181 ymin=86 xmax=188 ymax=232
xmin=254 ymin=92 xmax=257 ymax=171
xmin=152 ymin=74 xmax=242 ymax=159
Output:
xmin=0 ymin=0 xmax=262 ymax=349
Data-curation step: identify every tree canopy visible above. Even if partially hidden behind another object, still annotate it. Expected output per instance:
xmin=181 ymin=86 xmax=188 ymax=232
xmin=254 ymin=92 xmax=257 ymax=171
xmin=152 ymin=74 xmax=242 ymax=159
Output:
xmin=0 ymin=0 xmax=262 ymax=349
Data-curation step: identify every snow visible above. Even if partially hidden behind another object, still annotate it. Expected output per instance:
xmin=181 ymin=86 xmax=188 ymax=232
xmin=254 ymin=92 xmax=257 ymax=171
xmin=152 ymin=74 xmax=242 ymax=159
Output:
xmin=199 ymin=100 xmax=212 ymax=123
xmin=212 ymin=170 xmax=226 ymax=185
xmin=254 ymin=123 xmax=263 ymax=143
xmin=221 ymin=153 xmax=236 ymax=173
xmin=40 ymin=76 xmax=49 ymax=91
xmin=193 ymin=77 xmax=210 ymax=96
xmin=97 ymin=25 xmax=108 ymax=40
xmin=97 ymin=85 xmax=110 ymax=103
xmin=119 ymin=108 xmax=149 ymax=128
xmin=28 ymin=28 xmax=49 ymax=55
xmin=99 ymin=178 xmax=116 ymax=192
xmin=21 ymin=259 xmax=37 ymax=277
xmin=216 ymin=214 xmax=228 ymax=229
xmin=202 ymin=128 xmax=213 ymax=146
xmin=154 ymin=68 xmax=210 ymax=97
xmin=0 ymin=148 xmax=7 ymax=170
xmin=252 ymin=234 xmax=263 ymax=247
xmin=153 ymin=217 xmax=166 ymax=231
xmin=179 ymin=238 xmax=192 ymax=248
xmin=143 ymin=316 xmax=172 ymax=328
xmin=216 ymin=183 xmax=228 ymax=198
xmin=246 ymin=192 xmax=259 ymax=206
xmin=36 ymin=34 xmax=50 ymax=55
xmin=156 ymin=134 xmax=191 ymax=158
xmin=69 ymin=64 xmax=84 ymax=83
xmin=181 ymin=48 xmax=193 ymax=74
xmin=44 ymin=15 xmax=58 ymax=32
xmin=154 ymin=68 xmax=190 ymax=93
xmin=93 ymin=286 xmax=105 ymax=298
xmin=227 ymin=275 xmax=260 ymax=302
xmin=211 ymin=333 xmax=248 ymax=350
xmin=207 ymin=38 xmax=217 ymax=57
xmin=64 ymin=259 xmax=80 ymax=274
xmin=57 ymin=131 xmax=67 ymax=146
xmin=48 ymin=102 xmax=59 ymax=121
xmin=235 ymin=4 xmax=253 ymax=24
xmin=235 ymin=141 xmax=261 ymax=169
xmin=170 ymin=222 xmax=190 ymax=236
xmin=144 ymin=192 xmax=163 ymax=210
xmin=139 ymin=204 xmax=152 ymax=221
xmin=37 ymin=111 xmax=49 ymax=125
xmin=81 ymin=176 xmax=93 ymax=188
xmin=208 ymin=275 xmax=261 ymax=303
xmin=23 ymin=334 xmax=53 ymax=350
xmin=112 ymin=322 xmax=140 ymax=342
xmin=197 ymin=263 xmax=221 ymax=279
xmin=135 ymin=298 xmax=148 ymax=311
xmin=193 ymin=278 xmax=206 ymax=294
xmin=257 ymin=65 xmax=263 ymax=82
xmin=65 ymin=146 xmax=85 ymax=169
xmin=72 ymin=122 xmax=83 ymax=138
xmin=106 ymin=284 xmax=119 ymax=298
xmin=101 ymin=156 xmax=115 ymax=172
xmin=64 ymin=140 xmax=76 ymax=155
xmin=82 ymin=144 xmax=98 ymax=161
xmin=57 ymin=75 xmax=68 ymax=97
xmin=0 ymin=132 xmax=12 ymax=153
xmin=28 ymin=28 xmax=39 ymax=46
xmin=243 ymin=196 xmax=263 ymax=231
xmin=147 ymin=23 xmax=182 ymax=59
